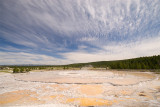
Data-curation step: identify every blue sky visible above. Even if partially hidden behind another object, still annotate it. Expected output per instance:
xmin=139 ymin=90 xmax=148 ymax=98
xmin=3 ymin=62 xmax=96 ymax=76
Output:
xmin=0 ymin=0 xmax=160 ymax=65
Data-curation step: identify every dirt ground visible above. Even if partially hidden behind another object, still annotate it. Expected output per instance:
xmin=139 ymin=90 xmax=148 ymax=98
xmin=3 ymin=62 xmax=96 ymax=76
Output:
xmin=0 ymin=70 xmax=160 ymax=107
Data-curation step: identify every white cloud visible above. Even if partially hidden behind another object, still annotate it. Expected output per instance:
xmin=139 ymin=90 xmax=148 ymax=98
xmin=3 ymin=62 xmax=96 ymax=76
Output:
xmin=0 ymin=36 xmax=159 ymax=65
xmin=80 ymin=37 xmax=97 ymax=42
xmin=1 ymin=0 xmax=159 ymax=40
xmin=0 ymin=52 xmax=70 ymax=65
xmin=61 ymin=36 xmax=160 ymax=63
xmin=0 ymin=0 xmax=160 ymax=65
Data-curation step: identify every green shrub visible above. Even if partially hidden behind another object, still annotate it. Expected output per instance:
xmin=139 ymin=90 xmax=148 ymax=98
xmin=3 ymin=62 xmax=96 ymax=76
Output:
xmin=13 ymin=68 xmax=20 ymax=73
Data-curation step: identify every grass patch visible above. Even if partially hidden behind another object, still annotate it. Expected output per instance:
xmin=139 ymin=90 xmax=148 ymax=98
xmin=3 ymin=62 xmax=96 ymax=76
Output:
xmin=0 ymin=70 xmax=11 ymax=73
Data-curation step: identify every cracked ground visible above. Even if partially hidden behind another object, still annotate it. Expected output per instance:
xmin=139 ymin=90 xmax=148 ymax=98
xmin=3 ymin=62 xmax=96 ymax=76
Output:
xmin=0 ymin=70 xmax=160 ymax=107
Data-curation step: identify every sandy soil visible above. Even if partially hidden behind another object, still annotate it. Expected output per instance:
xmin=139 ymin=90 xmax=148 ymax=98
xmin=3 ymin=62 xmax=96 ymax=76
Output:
xmin=0 ymin=70 xmax=160 ymax=107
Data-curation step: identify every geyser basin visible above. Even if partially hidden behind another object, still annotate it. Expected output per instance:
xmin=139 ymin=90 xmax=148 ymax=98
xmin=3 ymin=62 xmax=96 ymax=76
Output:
xmin=14 ymin=70 xmax=154 ymax=85
xmin=1 ymin=70 xmax=160 ymax=107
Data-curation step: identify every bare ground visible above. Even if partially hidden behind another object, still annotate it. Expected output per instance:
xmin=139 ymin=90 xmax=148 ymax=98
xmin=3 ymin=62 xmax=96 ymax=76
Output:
xmin=0 ymin=70 xmax=160 ymax=107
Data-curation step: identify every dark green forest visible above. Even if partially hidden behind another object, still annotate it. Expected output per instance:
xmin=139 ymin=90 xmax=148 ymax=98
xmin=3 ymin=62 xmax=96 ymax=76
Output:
xmin=1 ymin=55 xmax=160 ymax=73
xmin=66 ymin=55 xmax=160 ymax=69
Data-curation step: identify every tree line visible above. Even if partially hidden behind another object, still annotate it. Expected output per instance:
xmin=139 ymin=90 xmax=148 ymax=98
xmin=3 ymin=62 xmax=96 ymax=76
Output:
xmin=8 ymin=55 xmax=160 ymax=73
xmin=67 ymin=55 xmax=160 ymax=69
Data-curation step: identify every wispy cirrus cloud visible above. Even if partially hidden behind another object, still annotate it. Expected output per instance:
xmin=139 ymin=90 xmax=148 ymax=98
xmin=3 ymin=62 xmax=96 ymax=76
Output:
xmin=1 ymin=36 xmax=159 ymax=65
xmin=0 ymin=52 xmax=70 ymax=65
xmin=0 ymin=0 xmax=160 ymax=65
xmin=61 ymin=36 xmax=160 ymax=63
